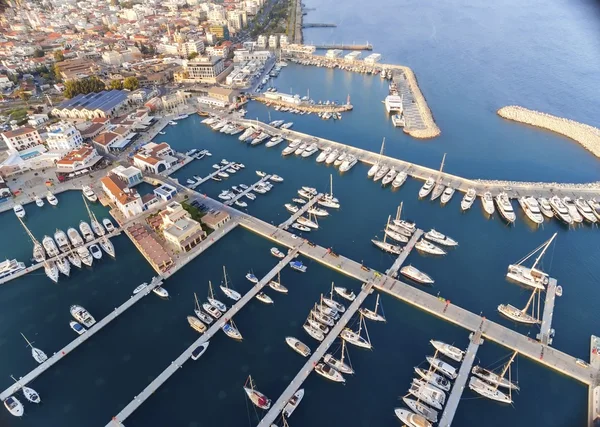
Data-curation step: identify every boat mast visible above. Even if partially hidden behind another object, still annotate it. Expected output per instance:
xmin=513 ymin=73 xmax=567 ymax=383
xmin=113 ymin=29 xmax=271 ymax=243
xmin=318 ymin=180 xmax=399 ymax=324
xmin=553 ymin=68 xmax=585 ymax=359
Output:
xmin=531 ymin=233 xmax=557 ymax=271
xmin=20 ymin=332 xmax=33 ymax=348
xmin=223 ymin=266 xmax=228 ymax=289
xmin=396 ymin=202 xmax=403 ymax=222
xmin=374 ymin=294 xmax=380 ymax=314
xmin=208 ymin=280 xmax=214 ymax=298
xmin=377 ymin=137 xmax=385 ymax=164
xmin=494 ymin=351 xmax=518 ymax=390
xmin=330 ymin=282 xmax=335 ymax=300
xmin=329 ymin=174 xmax=333 ymax=197
xmin=194 ymin=292 xmax=200 ymax=310
xmin=360 ymin=313 xmax=372 ymax=346
xmin=521 ymin=289 xmax=538 ymax=320
xmin=17 ymin=216 xmax=40 ymax=247
xmin=439 ymin=153 xmax=446 ymax=173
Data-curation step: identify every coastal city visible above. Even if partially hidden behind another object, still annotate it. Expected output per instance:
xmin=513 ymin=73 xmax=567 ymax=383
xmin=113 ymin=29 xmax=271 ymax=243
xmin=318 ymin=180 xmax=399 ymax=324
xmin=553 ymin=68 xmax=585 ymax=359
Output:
xmin=0 ymin=0 xmax=599 ymax=426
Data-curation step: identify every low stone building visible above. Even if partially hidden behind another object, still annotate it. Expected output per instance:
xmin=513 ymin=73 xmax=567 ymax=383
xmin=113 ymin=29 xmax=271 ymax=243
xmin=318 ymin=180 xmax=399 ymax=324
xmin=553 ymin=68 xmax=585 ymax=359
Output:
xmin=159 ymin=202 xmax=206 ymax=252
xmin=201 ymin=210 xmax=231 ymax=230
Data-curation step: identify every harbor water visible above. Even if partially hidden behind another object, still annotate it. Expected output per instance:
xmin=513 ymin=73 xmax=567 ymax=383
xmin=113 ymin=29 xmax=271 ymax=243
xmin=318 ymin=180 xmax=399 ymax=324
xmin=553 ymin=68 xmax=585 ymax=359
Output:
xmin=0 ymin=0 xmax=599 ymax=425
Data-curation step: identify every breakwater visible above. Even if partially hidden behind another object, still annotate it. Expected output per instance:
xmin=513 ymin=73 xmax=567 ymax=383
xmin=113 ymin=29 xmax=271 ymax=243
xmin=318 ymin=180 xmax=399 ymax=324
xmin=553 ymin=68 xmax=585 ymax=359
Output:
xmin=498 ymin=106 xmax=600 ymax=159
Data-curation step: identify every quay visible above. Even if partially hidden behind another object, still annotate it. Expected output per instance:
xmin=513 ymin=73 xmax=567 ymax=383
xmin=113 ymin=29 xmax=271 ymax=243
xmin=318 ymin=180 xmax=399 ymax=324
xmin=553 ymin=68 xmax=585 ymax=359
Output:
xmin=253 ymin=95 xmax=353 ymax=113
xmin=159 ymin=153 xmax=201 ymax=177
xmin=314 ymin=44 xmax=373 ymax=50
xmin=224 ymin=175 xmax=272 ymax=206
xmin=105 ymin=250 xmax=299 ymax=427
xmin=385 ymin=229 xmax=423 ymax=277
xmin=0 ymin=276 xmax=163 ymax=401
xmin=0 ymin=228 xmax=122 ymax=286
xmin=302 ymin=23 xmax=336 ymax=28
xmin=256 ymin=282 xmax=373 ymax=427
xmin=188 ymin=162 xmax=233 ymax=190
xmin=537 ymin=278 xmax=558 ymax=345
xmin=278 ymin=193 xmax=323 ymax=229
xmin=438 ymin=330 xmax=483 ymax=427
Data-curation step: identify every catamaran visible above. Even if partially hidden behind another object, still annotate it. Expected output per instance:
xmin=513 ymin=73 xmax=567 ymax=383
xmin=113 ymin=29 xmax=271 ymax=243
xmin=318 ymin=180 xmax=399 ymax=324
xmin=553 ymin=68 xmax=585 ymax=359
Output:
xmin=495 ymin=192 xmax=516 ymax=223
xmin=426 ymin=356 xmax=457 ymax=379
xmin=187 ymin=315 xmax=207 ymax=333
xmin=21 ymin=333 xmax=47 ymax=364
xmin=414 ymin=367 xmax=451 ymax=391
xmin=498 ymin=288 xmax=540 ymax=325
xmin=359 ymin=293 xmax=385 ymax=322
xmin=415 ymin=240 xmax=446 ymax=256
xmin=506 ymin=233 xmax=556 ymax=290
xmin=208 ymin=281 xmax=227 ymax=312
xmin=424 ymin=229 xmax=458 ymax=247
xmin=341 ymin=314 xmax=372 ymax=349
xmin=220 ymin=266 xmax=241 ymax=301
xmin=469 ymin=352 xmax=517 ymax=403
xmin=400 ymin=265 xmax=434 ymax=285
xmin=418 ymin=178 xmax=435 ymax=199
xmin=430 ymin=340 xmax=464 ymax=362
xmin=402 ymin=397 xmax=438 ymax=423
xmin=269 ymin=272 xmax=288 ymax=293
xmin=518 ymin=197 xmax=544 ymax=225
xmin=286 ymin=337 xmax=311 ymax=357
xmin=324 ymin=340 xmax=354 ymax=375
xmin=461 ymin=188 xmax=477 ymax=210
xmin=243 ymin=376 xmax=270 ymax=409
xmin=367 ymin=138 xmax=385 ymax=178
xmin=407 ymin=378 xmax=446 ymax=410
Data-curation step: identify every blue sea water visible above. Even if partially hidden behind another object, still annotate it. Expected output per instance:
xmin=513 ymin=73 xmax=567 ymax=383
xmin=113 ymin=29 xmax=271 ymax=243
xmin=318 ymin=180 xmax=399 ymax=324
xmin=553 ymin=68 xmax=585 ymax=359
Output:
xmin=0 ymin=0 xmax=599 ymax=425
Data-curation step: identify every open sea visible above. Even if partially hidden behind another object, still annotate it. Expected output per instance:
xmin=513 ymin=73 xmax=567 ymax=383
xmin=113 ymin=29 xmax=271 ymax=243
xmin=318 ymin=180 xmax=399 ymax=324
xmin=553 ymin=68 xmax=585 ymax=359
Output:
xmin=0 ymin=0 xmax=599 ymax=425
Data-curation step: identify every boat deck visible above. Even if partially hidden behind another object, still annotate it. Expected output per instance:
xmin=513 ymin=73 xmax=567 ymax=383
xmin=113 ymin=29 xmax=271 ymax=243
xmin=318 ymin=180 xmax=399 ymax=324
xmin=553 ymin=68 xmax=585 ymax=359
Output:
xmin=224 ymin=175 xmax=272 ymax=206
xmin=278 ymin=193 xmax=324 ymax=229
xmin=385 ymin=229 xmax=423 ymax=277
xmin=105 ymin=251 xmax=299 ymax=426
xmin=256 ymin=282 xmax=373 ymax=427
xmin=438 ymin=330 xmax=483 ymax=426
xmin=537 ymin=278 xmax=558 ymax=345
xmin=0 ymin=277 xmax=163 ymax=401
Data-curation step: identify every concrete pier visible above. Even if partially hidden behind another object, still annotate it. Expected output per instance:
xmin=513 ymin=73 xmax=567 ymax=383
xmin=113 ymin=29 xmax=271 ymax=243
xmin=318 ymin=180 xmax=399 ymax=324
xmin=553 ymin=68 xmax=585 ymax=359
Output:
xmin=385 ymin=229 xmax=423 ymax=277
xmin=188 ymin=163 xmax=234 ymax=190
xmin=588 ymin=335 xmax=600 ymax=427
xmin=278 ymin=193 xmax=323 ymax=229
xmin=0 ymin=277 xmax=163 ymax=401
xmin=256 ymin=282 xmax=373 ymax=427
xmin=224 ymin=175 xmax=272 ymax=206
xmin=438 ymin=330 xmax=483 ymax=426
xmin=314 ymin=44 xmax=373 ymax=50
xmin=105 ymin=251 xmax=298 ymax=426
xmin=537 ymin=278 xmax=558 ymax=345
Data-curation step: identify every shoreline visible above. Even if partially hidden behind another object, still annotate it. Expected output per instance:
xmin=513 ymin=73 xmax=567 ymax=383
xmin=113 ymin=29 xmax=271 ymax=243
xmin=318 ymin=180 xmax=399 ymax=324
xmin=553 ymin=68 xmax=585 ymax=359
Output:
xmin=497 ymin=106 xmax=600 ymax=159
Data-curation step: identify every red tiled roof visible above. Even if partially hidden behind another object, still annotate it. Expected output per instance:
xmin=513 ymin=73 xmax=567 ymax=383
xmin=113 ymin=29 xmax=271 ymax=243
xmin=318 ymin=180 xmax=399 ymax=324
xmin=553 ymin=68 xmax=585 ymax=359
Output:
xmin=93 ymin=131 xmax=119 ymax=146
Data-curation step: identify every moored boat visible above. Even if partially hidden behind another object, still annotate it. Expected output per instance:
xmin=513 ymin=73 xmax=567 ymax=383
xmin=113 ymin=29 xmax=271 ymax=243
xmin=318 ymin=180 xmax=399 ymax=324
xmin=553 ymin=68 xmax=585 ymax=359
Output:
xmin=283 ymin=389 xmax=304 ymax=418
xmin=430 ymin=339 xmax=464 ymax=362
xmin=400 ymin=265 xmax=434 ymax=285
xmin=70 ymin=305 xmax=96 ymax=327
xmin=187 ymin=315 xmax=207 ymax=333
xmin=394 ymin=408 xmax=432 ymax=427
xmin=315 ymin=362 xmax=345 ymax=383
xmin=243 ymin=376 xmax=270 ymax=409
xmin=426 ymin=356 xmax=457 ymax=379
xmin=461 ymin=188 xmax=476 ymax=210
xmin=415 ymin=240 xmax=446 ymax=256
xmin=286 ymin=337 xmax=311 ymax=357
xmin=424 ymin=229 xmax=458 ymax=247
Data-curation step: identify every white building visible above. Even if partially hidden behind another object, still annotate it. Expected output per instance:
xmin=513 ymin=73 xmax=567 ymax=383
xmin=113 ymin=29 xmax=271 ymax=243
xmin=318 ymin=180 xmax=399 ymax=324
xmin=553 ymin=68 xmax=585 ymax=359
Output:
xmin=257 ymin=35 xmax=267 ymax=49
xmin=133 ymin=142 xmax=179 ymax=174
xmin=27 ymin=114 xmax=49 ymax=127
xmin=100 ymin=173 xmax=145 ymax=219
xmin=279 ymin=35 xmax=289 ymax=48
xmin=1 ymin=127 xmax=43 ymax=152
xmin=364 ymin=53 xmax=382 ymax=64
xmin=264 ymin=91 xmax=301 ymax=105
xmin=233 ymin=49 xmax=272 ymax=63
xmin=325 ymin=49 xmax=343 ymax=59
xmin=55 ymin=144 xmax=102 ymax=174
xmin=344 ymin=51 xmax=361 ymax=62
xmin=281 ymin=44 xmax=316 ymax=55
xmin=45 ymin=122 xmax=83 ymax=151
xmin=268 ymin=35 xmax=279 ymax=49
xmin=102 ymin=50 xmax=122 ymax=65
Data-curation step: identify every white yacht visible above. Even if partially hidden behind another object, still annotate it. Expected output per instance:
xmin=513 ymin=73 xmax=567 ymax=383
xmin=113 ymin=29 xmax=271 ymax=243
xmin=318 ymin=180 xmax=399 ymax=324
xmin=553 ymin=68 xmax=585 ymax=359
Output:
xmin=518 ymin=197 xmax=544 ymax=225
xmin=340 ymin=317 xmax=371 ymax=349
xmin=418 ymin=178 xmax=435 ymax=198
xmin=220 ymin=267 xmax=241 ymax=301
xmin=430 ymin=340 xmax=464 ymax=362
xmin=256 ymin=292 xmax=274 ymax=304
xmin=325 ymin=149 xmax=339 ymax=165
xmin=549 ymin=196 xmax=573 ymax=224
xmin=440 ymin=187 xmax=455 ymax=204
xmin=339 ymin=155 xmax=358 ymax=172
xmin=315 ymin=362 xmax=345 ymax=383
xmin=35 ymin=197 xmax=44 ymax=207
xmin=13 ymin=204 xmax=25 ymax=218
xmin=574 ymin=198 xmax=597 ymax=223
xmin=391 ymin=170 xmax=408 ymax=188
xmin=292 ymin=223 xmax=310 ymax=232
xmin=0 ymin=259 xmax=26 ymax=280
xmin=308 ymin=207 xmax=329 ymax=217
xmin=481 ymin=191 xmax=495 ymax=215
xmin=384 ymin=94 xmax=404 ymax=113
xmin=400 ymin=265 xmax=434 ymax=285
xmin=70 ymin=305 xmax=96 ymax=327
xmin=324 ymin=341 xmax=354 ymax=375
xmin=285 ymin=203 xmax=299 ymax=213
xmin=70 ymin=320 xmax=86 ymax=335
xmin=89 ymin=244 xmax=102 ymax=260
xmin=495 ymin=192 xmax=516 ymax=223
xmin=426 ymin=356 xmax=457 ymax=379
xmin=4 ymin=396 xmax=24 ymax=417
xmin=82 ymin=185 xmax=97 ymax=202
xmin=316 ymin=147 xmax=332 ymax=163
xmin=203 ymin=303 xmax=222 ymax=319
xmin=367 ymin=162 xmax=380 ymax=178
xmin=67 ymin=228 xmax=84 ymax=247
xmin=371 ymin=237 xmax=402 ymax=255
xmin=265 ymin=136 xmax=284 ymax=147
xmin=563 ymin=197 xmax=583 ymax=223
xmin=303 ymin=322 xmax=324 ymax=341
xmin=297 ymin=215 xmax=318 ymax=229
xmin=56 ymin=256 xmax=70 ymax=276
xmin=461 ymin=188 xmax=476 ymax=210
xmin=373 ymin=164 xmax=390 ymax=182
xmin=301 ymin=143 xmax=319 ymax=157
xmin=381 ymin=167 xmax=397 ymax=186
xmin=77 ymin=246 xmax=93 ymax=267
xmin=153 ymin=286 xmax=169 ymax=298
xmin=414 ymin=367 xmax=451 ymax=391
xmin=191 ymin=342 xmax=210 ymax=360
xmin=42 ymin=235 xmax=60 ymax=257
xmin=270 ymin=174 xmax=284 ymax=182
xmin=283 ymin=389 xmax=304 ymax=418
xmin=430 ymin=182 xmax=445 ymax=201
xmin=79 ymin=221 xmax=95 ymax=242
xmin=471 ymin=364 xmax=520 ymax=390
xmin=394 ymin=409 xmax=432 ymax=427
xmin=469 ymin=376 xmax=512 ymax=403
xmin=402 ymin=397 xmax=438 ymax=423
xmin=91 ymin=219 xmax=105 ymax=237
xmin=415 ymin=240 xmax=446 ymax=256
xmin=54 ymin=229 xmax=71 ymax=253
xmin=44 ymin=261 xmax=59 ymax=282
xmin=46 ymin=191 xmax=58 ymax=206
xmin=33 ymin=243 xmax=45 ymax=263
xmin=67 ymin=252 xmax=81 ymax=268
xmin=407 ymin=379 xmax=445 ymax=410
xmin=424 ymin=229 xmax=458 ymax=247
xmin=334 ymin=286 xmax=356 ymax=301
xmin=537 ymin=197 xmax=554 ymax=218
xmin=286 ymin=337 xmax=311 ymax=357
xmin=102 ymin=218 xmax=115 ymax=233
xmin=239 ymin=128 xmax=254 ymax=141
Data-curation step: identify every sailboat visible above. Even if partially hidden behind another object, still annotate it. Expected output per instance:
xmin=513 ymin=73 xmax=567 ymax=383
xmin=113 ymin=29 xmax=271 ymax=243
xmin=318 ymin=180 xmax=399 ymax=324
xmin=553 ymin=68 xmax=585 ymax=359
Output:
xmin=469 ymin=351 xmax=518 ymax=403
xmin=393 ymin=202 xmax=417 ymax=234
xmin=83 ymin=195 xmax=105 ymax=237
xmin=322 ymin=283 xmax=346 ymax=313
xmin=371 ymin=232 xmax=402 ymax=255
xmin=194 ymin=293 xmax=213 ymax=325
xmin=471 ymin=354 xmax=520 ymax=391
xmin=17 ymin=217 xmax=47 ymax=264
xmin=324 ymin=340 xmax=354 ymax=374
xmin=222 ymin=320 xmax=243 ymax=340
xmin=243 ymin=376 xmax=271 ymax=409
xmin=506 ymin=233 xmax=556 ymax=290
xmin=208 ymin=281 xmax=227 ymax=312
xmin=498 ymin=287 xmax=540 ymax=324
xmin=402 ymin=397 xmax=438 ymax=423
xmin=359 ymin=293 xmax=386 ymax=322
xmin=384 ymin=215 xmax=409 ymax=243
xmin=315 ymin=362 xmax=345 ymax=383
xmin=340 ymin=314 xmax=372 ymax=349
xmin=318 ymin=174 xmax=340 ymax=209
xmin=367 ymin=138 xmax=385 ymax=178
xmin=21 ymin=333 xmax=47 ymax=364
xmin=268 ymin=271 xmax=288 ymax=293
xmin=430 ymin=153 xmax=446 ymax=201
xmin=220 ymin=266 xmax=241 ymax=301
xmin=11 ymin=375 xmax=41 ymax=403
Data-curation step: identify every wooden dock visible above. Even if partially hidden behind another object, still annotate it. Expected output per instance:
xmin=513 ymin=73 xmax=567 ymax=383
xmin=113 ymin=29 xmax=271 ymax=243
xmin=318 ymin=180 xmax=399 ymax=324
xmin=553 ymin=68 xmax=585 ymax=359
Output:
xmin=105 ymin=251 xmax=299 ymax=427
xmin=438 ymin=330 xmax=483 ymax=426
xmin=537 ymin=278 xmax=558 ymax=345
xmin=278 ymin=193 xmax=323 ymax=229
xmin=0 ymin=277 xmax=163 ymax=401
xmin=256 ymin=282 xmax=373 ymax=427
xmin=385 ymin=229 xmax=423 ymax=277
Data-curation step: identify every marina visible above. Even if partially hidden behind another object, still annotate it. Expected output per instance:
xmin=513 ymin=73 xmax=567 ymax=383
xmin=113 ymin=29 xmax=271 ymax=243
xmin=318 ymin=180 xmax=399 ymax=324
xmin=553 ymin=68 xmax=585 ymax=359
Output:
xmin=279 ymin=193 xmax=324 ymax=229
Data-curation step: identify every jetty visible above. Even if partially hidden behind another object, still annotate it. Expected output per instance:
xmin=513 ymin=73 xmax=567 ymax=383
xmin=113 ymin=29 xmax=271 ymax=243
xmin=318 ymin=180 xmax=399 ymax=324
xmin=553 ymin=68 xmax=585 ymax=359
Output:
xmin=314 ymin=44 xmax=373 ymax=51
xmin=105 ymin=251 xmax=298 ymax=426
xmin=253 ymin=94 xmax=353 ymax=114
xmin=302 ymin=23 xmax=336 ymax=28
xmin=278 ymin=193 xmax=323 ymax=229
xmin=0 ymin=277 xmax=163 ymax=401
xmin=188 ymin=163 xmax=234 ymax=190
xmin=385 ymin=229 xmax=423 ymax=277
xmin=438 ymin=330 xmax=483 ymax=426
xmin=224 ymin=175 xmax=272 ymax=206
xmin=537 ymin=278 xmax=558 ymax=345
xmin=256 ymin=282 xmax=373 ymax=427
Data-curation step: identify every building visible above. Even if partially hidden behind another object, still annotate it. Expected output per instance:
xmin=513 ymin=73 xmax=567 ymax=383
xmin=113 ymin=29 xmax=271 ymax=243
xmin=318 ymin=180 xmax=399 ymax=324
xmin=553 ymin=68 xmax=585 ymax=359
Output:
xmin=279 ymin=35 xmax=289 ymax=48
xmin=233 ymin=49 xmax=272 ymax=63
xmin=92 ymin=131 xmax=121 ymax=154
xmin=52 ymin=90 xmax=129 ymax=120
xmin=325 ymin=49 xmax=343 ymax=59
xmin=80 ymin=121 xmax=108 ymax=141
xmin=133 ymin=142 xmax=178 ymax=174
xmin=364 ymin=53 xmax=382 ymax=64
xmin=54 ymin=58 xmax=96 ymax=81
xmin=175 ymin=57 xmax=228 ymax=83
xmin=227 ymin=10 xmax=244 ymax=32
xmin=257 ymin=35 xmax=267 ymax=49
xmin=45 ymin=122 xmax=83 ymax=151
xmin=102 ymin=50 xmax=122 ymax=66
xmin=209 ymin=25 xmax=229 ymax=41
xmin=268 ymin=35 xmax=279 ymax=49
xmin=205 ymin=45 xmax=230 ymax=58
xmin=1 ymin=127 xmax=43 ymax=152
xmin=0 ymin=176 xmax=11 ymax=199
xmin=111 ymin=165 xmax=143 ymax=187
xmin=207 ymin=87 xmax=237 ymax=103
xmin=281 ymin=44 xmax=316 ymax=56
xmin=160 ymin=91 xmax=192 ymax=110
xmin=157 ymin=39 xmax=205 ymax=58
xmin=201 ymin=209 xmax=230 ymax=230
xmin=27 ymin=114 xmax=49 ymax=127
xmin=345 ymin=51 xmax=361 ymax=62
xmin=159 ymin=201 xmax=206 ymax=252
xmin=154 ymin=183 xmax=177 ymax=201
xmin=264 ymin=91 xmax=301 ymax=105
xmin=100 ymin=173 xmax=145 ymax=219
xmin=55 ymin=144 xmax=103 ymax=174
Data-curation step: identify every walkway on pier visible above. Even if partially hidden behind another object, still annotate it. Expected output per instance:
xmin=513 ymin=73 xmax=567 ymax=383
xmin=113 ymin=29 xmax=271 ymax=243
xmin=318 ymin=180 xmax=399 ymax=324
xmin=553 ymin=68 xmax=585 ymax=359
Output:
xmin=257 ymin=282 xmax=373 ymax=427
xmin=106 ymin=251 xmax=298 ymax=426
xmin=224 ymin=175 xmax=272 ymax=206
xmin=386 ymin=229 xmax=423 ymax=277
xmin=537 ymin=278 xmax=558 ymax=345
xmin=0 ymin=277 xmax=163 ymax=401
xmin=188 ymin=163 xmax=233 ymax=190
xmin=438 ymin=330 xmax=483 ymax=427
xmin=278 ymin=193 xmax=323 ymax=229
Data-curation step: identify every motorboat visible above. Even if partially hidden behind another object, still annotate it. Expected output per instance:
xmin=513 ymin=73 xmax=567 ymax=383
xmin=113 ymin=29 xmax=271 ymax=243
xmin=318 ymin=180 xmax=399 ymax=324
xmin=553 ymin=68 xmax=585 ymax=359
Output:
xmin=293 ymin=197 xmax=306 ymax=205
xmin=218 ymin=191 xmax=233 ymax=201
xmin=308 ymin=316 xmax=330 ymax=333
xmin=334 ymin=287 xmax=356 ymax=301
xmin=234 ymin=200 xmax=248 ymax=208
xmin=381 ymin=167 xmax=398 ymax=186
xmin=187 ymin=315 xmax=207 ymax=333
xmin=471 ymin=365 xmax=520 ymax=390
xmin=283 ymin=389 xmax=304 ymax=418
xmin=256 ymin=292 xmax=274 ymax=304
xmin=282 ymin=144 xmax=298 ymax=156
xmin=408 ymin=378 xmax=445 ymax=410
xmin=91 ymin=219 xmax=105 ymax=237
xmin=270 ymin=174 xmax=284 ymax=182
xmin=265 ymin=136 xmax=284 ymax=147
xmin=589 ymin=199 xmax=600 ymax=220
xmin=392 ymin=171 xmax=408 ymax=188
xmin=186 ymin=178 xmax=196 ymax=185
xmin=82 ymin=185 xmax=97 ymax=202
xmin=77 ymin=246 xmax=93 ymax=267
xmin=286 ymin=337 xmax=311 ymax=357
xmin=315 ymin=362 xmax=345 ymax=383
xmin=440 ymin=187 xmax=455 ymax=204
xmin=153 ymin=286 xmax=169 ymax=298
xmin=537 ymin=197 xmax=554 ymax=218
xmin=394 ymin=408 xmax=432 ymax=427
xmin=316 ymin=147 xmax=332 ymax=163
xmin=384 ymin=225 xmax=409 ymax=243
xmin=430 ymin=339 xmax=464 ymax=362
xmin=70 ymin=305 xmax=96 ymax=327
xmin=574 ymin=198 xmax=597 ymax=223
xmin=281 ymin=122 xmax=293 ymax=129
xmin=481 ymin=192 xmax=495 ymax=215
xmin=42 ymin=236 xmax=60 ymax=257
xmin=89 ymin=244 xmax=102 ymax=260
xmin=56 ymin=256 xmax=70 ymax=276
xmin=33 ymin=243 xmax=45 ymax=263
xmin=79 ymin=221 xmax=95 ymax=242
xmin=416 ymin=240 xmax=446 ymax=256
xmin=563 ymin=197 xmax=583 ymax=223
xmin=495 ymin=192 xmax=516 ymax=223
xmin=243 ymin=376 xmax=270 ymax=409
xmin=426 ymin=356 xmax=457 ymax=379
xmin=222 ymin=321 xmax=243 ymax=340
xmin=45 ymin=261 xmax=59 ymax=282
xmin=373 ymin=164 xmax=389 ymax=182
xmin=251 ymin=132 xmax=269 ymax=146
xmin=285 ymin=203 xmax=299 ymax=213
xmin=4 ymin=396 xmax=24 ymax=417
xmin=325 ymin=149 xmax=340 ymax=165
xmin=367 ymin=162 xmax=381 ymax=178
xmin=191 ymin=342 xmax=210 ymax=360
xmin=339 ymin=155 xmax=358 ymax=172
xmin=239 ymin=128 xmax=255 ymax=141
xmin=469 ymin=376 xmax=511 ymax=403
xmin=256 ymin=170 xmax=266 ymax=178
xmin=54 ymin=229 xmax=71 ymax=253
xmin=67 ymin=228 xmax=84 ymax=247
xmin=217 ymin=171 xmax=229 ymax=179
xmin=402 ymin=397 xmax=439 ymax=423
xmin=371 ymin=237 xmax=402 ymax=255
xmin=303 ymin=322 xmax=325 ymax=341
xmin=133 ymin=283 xmax=147 ymax=295
xmin=270 ymin=247 xmax=285 ymax=259
xmin=334 ymin=151 xmax=347 ymax=167
xmin=246 ymin=272 xmax=259 ymax=284
xmin=46 ymin=191 xmax=58 ymax=206
xmin=70 ymin=320 xmax=86 ymax=335
xmin=400 ymin=265 xmax=434 ymax=285
xmin=292 ymin=223 xmax=311 ymax=232
xmin=67 ymin=252 xmax=82 ymax=268
xmin=506 ymin=233 xmax=555 ymax=290
xmin=549 ymin=196 xmax=573 ymax=224
xmin=461 ymin=188 xmax=476 ymax=210
xmin=414 ymin=367 xmax=451 ymax=392
xmin=34 ymin=197 xmax=44 ymax=207
xmin=289 ymin=261 xmax=307 ymax=272
xmin=418 ymin=178 xmax=435 ymax=198
xmin=294 ymin=142 xmax=307 ymax=156
xmin=518 ymin=197 xmax=544 ymax=225
xmin=322 ymin=296 xmax=345 ymax=313
xmin=203 ymin=302 xmax=222 ymax=319
xmin=424 ymin=229 xmax=458 ymax=247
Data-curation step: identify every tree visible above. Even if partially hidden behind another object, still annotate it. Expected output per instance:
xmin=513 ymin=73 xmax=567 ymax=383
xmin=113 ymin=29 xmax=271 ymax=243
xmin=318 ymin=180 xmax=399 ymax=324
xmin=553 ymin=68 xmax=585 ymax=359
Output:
xmin=187 ymin=52 xmax=199 ymax=60
xmin=18 ymin=90 xmax=31 ymax=103
xmin=123 ymin=76 xmax=139 ymax=91
xmin=33 ymin=48 xmax=45 ymax=58
xmin=53 ymin=63 xmax=62 ymax=82
xmin=110 ymin=79 xmax=123 ymax=90
xmin=53 ymin=50 xmax=65 ymax=62
xmin=63 ymin=76 xmax=106 ymax=99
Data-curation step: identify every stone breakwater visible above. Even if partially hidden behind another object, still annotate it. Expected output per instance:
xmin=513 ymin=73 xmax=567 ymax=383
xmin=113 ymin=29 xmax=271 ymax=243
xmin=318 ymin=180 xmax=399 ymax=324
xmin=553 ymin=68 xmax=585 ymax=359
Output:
xmin=473 ymin=178 xmax=600 ymax=191
xmin=498 ymin=106 xmax=600 ymax=158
